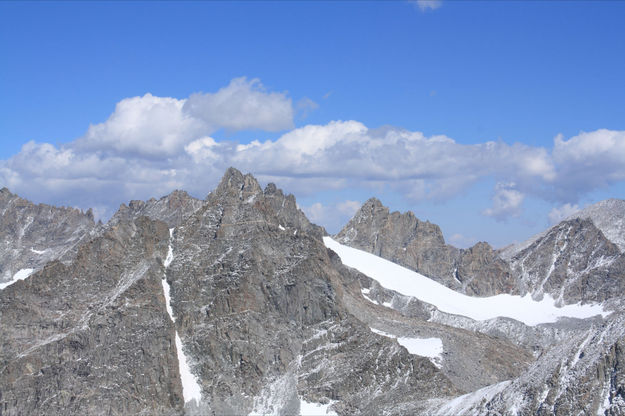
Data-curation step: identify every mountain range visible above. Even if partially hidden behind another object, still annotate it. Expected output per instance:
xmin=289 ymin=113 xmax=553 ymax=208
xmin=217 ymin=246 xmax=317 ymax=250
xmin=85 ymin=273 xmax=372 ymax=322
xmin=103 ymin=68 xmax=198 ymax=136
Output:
xmin=1 ymin=168 xmax=624 ymax=415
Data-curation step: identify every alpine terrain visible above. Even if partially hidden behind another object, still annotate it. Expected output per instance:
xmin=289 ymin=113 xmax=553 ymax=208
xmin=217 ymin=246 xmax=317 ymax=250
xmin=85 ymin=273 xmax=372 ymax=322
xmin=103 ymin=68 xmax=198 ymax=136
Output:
xmin=1 ymin=168 xmax=624 ymax=415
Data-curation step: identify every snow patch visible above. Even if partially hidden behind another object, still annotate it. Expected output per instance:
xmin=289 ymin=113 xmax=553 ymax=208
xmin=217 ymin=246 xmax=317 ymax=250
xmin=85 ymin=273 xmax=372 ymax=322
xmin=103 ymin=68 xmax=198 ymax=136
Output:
xmin=164 ymin=228 xmax=174 ymax=268
xmin=325 ymin=237 xmax=608 ymax=326
xmin=299 ymin=399 xmax=337 ymax=416
xmin=370 ymin=328 xmax=443 ymax=368
xmin=30 ymin=247 xmax=46 ymax=254
xmin=174 ymin=331 xmax=202 ymax=405
xmin=161 ymin=228 xmax=202 ymax=405
xmin=0 ymin=268 xmax=35 ymax=290
xmin=279 ymin=224 xmax=286 ymax=231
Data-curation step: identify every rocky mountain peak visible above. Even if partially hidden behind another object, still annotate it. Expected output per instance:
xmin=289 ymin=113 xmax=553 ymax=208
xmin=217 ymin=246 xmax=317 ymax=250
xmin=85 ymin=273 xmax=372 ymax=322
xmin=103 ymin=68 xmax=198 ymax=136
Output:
xmin=336 ymin=198 xmax=519 ymax=296
xmin=509 ymin=217 xmax=625 ymax=303
xmin=209 ymin=166 xmax=263 ymax=202
xmin=109 ymin=189 xmax=204 ymax=229
xmin=567 ymin=198 xmax=625 ymax=253
xmin=0 ymin=189 xmax=97 ymax=284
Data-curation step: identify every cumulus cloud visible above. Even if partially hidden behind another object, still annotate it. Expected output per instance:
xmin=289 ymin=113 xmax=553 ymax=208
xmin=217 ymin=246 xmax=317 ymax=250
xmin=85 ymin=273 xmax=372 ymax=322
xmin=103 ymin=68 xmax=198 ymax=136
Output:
xmin=72 ymin=78 xmax=296 ymax=159
xmin=75 ymin=94 xmax=204 ymax=158
xmin=183 ymin=77 xmax=294 ymax=133
xmin=548 ymin=203 xmax=580 ymax=225
xmin=551 ymin=129 xmax=625 ymax=200
xmin=0 ymin=81 xmax=623 ymax=226
xmin=483 ymin=182 xmax=525 ymax=220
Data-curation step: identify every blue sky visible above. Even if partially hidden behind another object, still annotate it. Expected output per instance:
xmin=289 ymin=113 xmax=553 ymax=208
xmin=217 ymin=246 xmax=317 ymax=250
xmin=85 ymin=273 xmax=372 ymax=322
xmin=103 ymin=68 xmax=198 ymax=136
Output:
xmin=1 ymin=1 xmax=624 ymax=248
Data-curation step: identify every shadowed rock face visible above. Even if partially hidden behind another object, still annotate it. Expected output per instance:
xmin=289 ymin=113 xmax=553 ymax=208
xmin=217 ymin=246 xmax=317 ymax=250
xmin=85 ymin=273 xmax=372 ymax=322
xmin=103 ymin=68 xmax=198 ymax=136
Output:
xmin=0 ymin=216 xmax=183 ymax=416
xmin=335 ymin=197 xmax=519 ymax=296
xmin=0 ymin=188 xmax=96 ymax=284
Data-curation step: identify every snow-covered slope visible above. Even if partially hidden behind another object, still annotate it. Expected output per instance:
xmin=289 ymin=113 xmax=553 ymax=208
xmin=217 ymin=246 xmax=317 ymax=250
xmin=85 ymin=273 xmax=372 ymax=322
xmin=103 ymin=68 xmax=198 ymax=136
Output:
xmin=324 ymin=237 xmax=608 ymax=326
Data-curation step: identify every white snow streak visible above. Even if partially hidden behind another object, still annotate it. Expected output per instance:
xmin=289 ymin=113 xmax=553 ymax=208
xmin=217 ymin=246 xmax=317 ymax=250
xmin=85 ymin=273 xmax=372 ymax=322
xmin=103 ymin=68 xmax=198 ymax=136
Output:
xmin=161 ymin=228 xmax=202 ymax=405
xmin=433 ymin=380 xmax=512 ymax=415
xmin=0 ymin=268 xmax=35 ymax=290
xmin=299 ymin=399 xmax=337 ymax=416
xmin=164 ymin=228 xmax=174 ymax=268
xmin=324 ymin=237 xmax=608 ymax=326
xmin=30 ymin=247 xmax=46 ymax=254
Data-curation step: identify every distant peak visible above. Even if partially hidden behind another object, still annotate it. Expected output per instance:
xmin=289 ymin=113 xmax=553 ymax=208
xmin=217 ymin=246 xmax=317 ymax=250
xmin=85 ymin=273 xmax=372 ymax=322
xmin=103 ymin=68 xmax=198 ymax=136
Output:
xmin=211 ymin=167 xmax=262 ymax=201
xmin=362 ymin=197 xmax=384 ymax=208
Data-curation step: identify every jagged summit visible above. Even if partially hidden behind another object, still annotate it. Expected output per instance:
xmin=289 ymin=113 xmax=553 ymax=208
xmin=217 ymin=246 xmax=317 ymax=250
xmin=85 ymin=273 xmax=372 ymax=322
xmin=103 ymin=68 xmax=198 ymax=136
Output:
xmin=500 ymin=198 xmax=625 ymax=260
xmin=336 ymin=198 xmax=518 ymax=296
xmin=567 ymin=198 xmax=625 ymax=252
xmin=209 ymin=166 xmax=263 ymax=202
xmin=0 ymin=189 xmax=97 ymax=284
xmin=110 ymin=188 xmax=204 ymax=228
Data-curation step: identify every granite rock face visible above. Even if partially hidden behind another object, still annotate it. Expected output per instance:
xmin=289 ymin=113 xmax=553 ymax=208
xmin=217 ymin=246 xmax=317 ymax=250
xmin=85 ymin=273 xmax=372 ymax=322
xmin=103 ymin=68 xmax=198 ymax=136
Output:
xmin=509 ymin=218 xmax=625 ymax=304
xmin=0 ymin=216 xmax=183 ymax=415
xmin=0 ymin=169 xmax=457 ymax=416
xmin=335 ymin=197 xmax=519 ymax=296
xmin=1 ymin=169 xmax=624 ymax=416
xmin=0 ymin=187 xmax=96 ymax=285
xmin=164 ymin=168 xmax=456 ymax=415
xmin=108 ymin=189 xmax=204 ymax=229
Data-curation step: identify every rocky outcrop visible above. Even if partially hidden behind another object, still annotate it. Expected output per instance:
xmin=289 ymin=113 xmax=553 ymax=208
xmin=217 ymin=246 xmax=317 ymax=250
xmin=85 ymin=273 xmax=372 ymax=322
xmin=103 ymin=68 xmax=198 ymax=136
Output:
xmin=510 ymin=218 xmax=625 ymax=304
xmin=499 ymin=198 xmax=625 ymax=260
xmin=0 ymin=187 xmax=96 ymax=285
xmin=108 ymin=189 xmax=204 ymax=229
xmin=0 ymin=216 xmax=183 ymax=415
xmin=427 ymin=312 xmax=625 ymax=416
xmin=335 ymin=197 xmax=519 ymax=296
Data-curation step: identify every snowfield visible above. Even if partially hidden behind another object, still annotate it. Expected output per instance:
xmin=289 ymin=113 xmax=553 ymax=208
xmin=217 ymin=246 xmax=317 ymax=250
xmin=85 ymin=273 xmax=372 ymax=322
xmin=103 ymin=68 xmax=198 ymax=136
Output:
xmin=324 ymin=237 xmax=609 ymax=326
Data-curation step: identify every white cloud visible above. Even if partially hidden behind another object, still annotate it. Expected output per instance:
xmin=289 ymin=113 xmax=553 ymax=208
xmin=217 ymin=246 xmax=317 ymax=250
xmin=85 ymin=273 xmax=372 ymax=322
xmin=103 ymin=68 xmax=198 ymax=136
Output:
xmin=301 ymin=200 xmax=362 ymax=233
xmin=0 ymin=81 xmax=623 ymax=225
xmin=72 ymin=78 xmax=296 ymax=159
xmin=183 ymin=77 xmax=294 ymax=132
xmin=551 ymin=129 xmax=625 ymax=199
xmin=548 ymin=203 xmax=580 ymax=225
xmin=75 ymin=94 xmax=205 ymax=158
xmin=411 ymin=0 xmax=442 ymax=12
xmin=337 ymin=200 xmax=362 ymax=217
xmin=483 ymin=182 xmax=525 ymax=220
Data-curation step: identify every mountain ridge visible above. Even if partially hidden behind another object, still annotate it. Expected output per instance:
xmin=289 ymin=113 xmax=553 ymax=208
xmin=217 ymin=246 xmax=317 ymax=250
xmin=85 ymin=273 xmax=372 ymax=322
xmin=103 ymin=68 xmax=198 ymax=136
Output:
xmin=1 ymin=168 xmax=624 ymax=415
